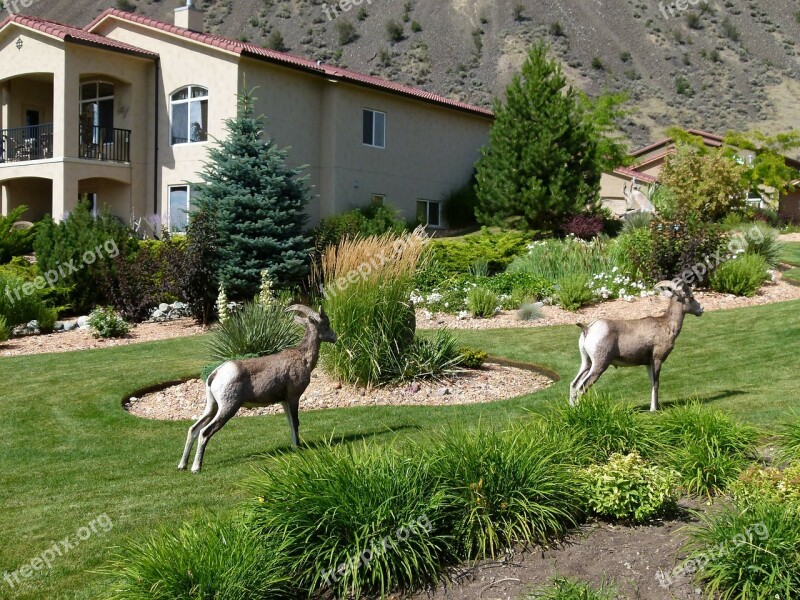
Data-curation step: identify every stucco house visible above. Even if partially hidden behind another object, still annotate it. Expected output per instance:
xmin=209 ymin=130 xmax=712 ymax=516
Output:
xmin=0 ymin=3 xmax=493 ymax=232
xmin=600 ymin=129 xmax=800 ymax=221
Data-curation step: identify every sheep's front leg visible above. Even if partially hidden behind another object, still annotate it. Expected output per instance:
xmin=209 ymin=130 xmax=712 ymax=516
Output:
xmin=282 ymin=396 xmax=301 ymax=448
xmin=648 ymin=360 xmax=662 ymax=412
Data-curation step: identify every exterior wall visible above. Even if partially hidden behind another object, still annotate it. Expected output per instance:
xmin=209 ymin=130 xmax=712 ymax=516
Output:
xmin=600 ymin=172 xmax=628 ymax=216
xmin=2 ymin=177 xmax=52 ymax=220
xmin=93 ymin=21 xmax=240 ymax=220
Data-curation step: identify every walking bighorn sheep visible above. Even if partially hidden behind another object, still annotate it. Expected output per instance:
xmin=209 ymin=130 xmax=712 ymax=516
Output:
xmin=178 ymin=304 xmax=337 ymax=473
xmin=569 ymin=281 xmax=703 ymax=411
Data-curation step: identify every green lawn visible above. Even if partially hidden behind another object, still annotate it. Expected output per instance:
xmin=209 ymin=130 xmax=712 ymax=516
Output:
xmin=780 ymin=242 xmax=800 ymax=284
xmin=1 ymin=300 xmax=799 ymax=599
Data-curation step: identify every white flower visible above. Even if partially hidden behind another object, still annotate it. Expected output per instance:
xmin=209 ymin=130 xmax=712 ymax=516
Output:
xmin=457 ymin=310 xmax=470 ymax=320
xmin=619 ymin=288 xmax=626 ymax=297
xmin=612 ymin=266 xmax=619 ymax=272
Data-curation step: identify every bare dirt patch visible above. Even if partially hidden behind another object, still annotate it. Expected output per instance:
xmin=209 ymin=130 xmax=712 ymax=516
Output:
xmin=0 ymin=318 xmax=206 ymax=358
xmin=409 ymin=505 xmax=704 ymax=600
xmin=418 ymin=276 xmax=800 ymax=331
xmin=125 ymin=362 xmax=554 ymax=421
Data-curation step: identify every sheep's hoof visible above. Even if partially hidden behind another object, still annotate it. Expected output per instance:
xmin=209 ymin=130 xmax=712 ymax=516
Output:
xmin=177 ymin=462 xmax=187 ymax=471
xmin=191 ymin=466 xmax=202 ymax=474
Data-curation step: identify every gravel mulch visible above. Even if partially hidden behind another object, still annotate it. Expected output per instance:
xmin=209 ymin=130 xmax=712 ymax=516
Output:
xmin=125 ymin=362 xmax=554 ymax=421
xmin=0 ymin=318 xmax=206 ymax=358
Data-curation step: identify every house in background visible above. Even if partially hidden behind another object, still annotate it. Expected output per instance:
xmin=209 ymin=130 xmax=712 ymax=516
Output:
xmin=0 ymin=2 xmax=493 ymax=232
xmin=600 ymin=129 xmax=800 ymax=221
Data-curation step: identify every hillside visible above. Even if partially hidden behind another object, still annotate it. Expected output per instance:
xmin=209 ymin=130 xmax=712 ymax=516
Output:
xmin=25 ymin=0 xmax=800 ymax=149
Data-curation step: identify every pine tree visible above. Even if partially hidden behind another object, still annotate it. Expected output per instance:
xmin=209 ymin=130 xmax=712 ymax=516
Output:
xmin=475 ymin=42 xmax=614 ymax=233
xmin=193 ymin=89 xmax=311 ymax=298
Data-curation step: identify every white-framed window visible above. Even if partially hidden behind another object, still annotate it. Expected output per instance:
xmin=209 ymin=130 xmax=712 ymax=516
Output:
xmin=168 ymin=185 xmax=192 ymax=232
xmin=78 ymin=192 xmax=99 ymax=217
xmin=171 ymin=86 xmax=208 ymax=145
xmin=416 ymin=199 xmax=441 ymax=228
xmin=80 ymin=81 xmax=115 ymax=144
xmin=362 ymin=108 xmax=386 ymax=148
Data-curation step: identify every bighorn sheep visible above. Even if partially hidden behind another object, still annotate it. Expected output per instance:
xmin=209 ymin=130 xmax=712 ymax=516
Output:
xmin=569 ymin=281 xmax=703 ymax=411
xmin=178 ymin=304 xmax=337 ymax=473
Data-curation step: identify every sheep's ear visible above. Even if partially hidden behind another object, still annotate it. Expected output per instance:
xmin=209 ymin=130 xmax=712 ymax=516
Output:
xmin=319 ymin=305 xmax=326 ymax=318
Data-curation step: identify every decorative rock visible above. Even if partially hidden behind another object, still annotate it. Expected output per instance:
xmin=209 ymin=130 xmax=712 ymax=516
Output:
xmin=152 ymin=309 xmax=164 ymax=320
xmin=409 ymin=382 xmax=421 ymax=393
xmin=62 ymin=321 xmax=77 ymax=332
xmin=158 ymin=303 xmax=169 ymax=312
xmin=534 ymin=302 xmax=544 ymax=308
xmin=27 ymin=320 xmax=39 ymax=330
xmin=436 ymin=387 xmax=451 ymax=396
xmin=77 ymin=316 xmax=90 ymax=328
xmin=53 ymin=321 xmax=65 ymax=331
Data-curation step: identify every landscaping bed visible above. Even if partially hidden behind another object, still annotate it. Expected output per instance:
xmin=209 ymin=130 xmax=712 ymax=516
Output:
xmin=125 ymin=362 xmax=554 ymax=420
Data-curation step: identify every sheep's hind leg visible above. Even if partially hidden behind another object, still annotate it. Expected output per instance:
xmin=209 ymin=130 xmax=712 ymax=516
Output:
xmin=570 ymin=341 xmax=591 ymax=405
xmin=178 ymin=387 xmax=218 ymax=470
xmin=281 ymin=397 xmax=301 ymax=448
xmin=191 ymin=400 xmax=240 ymax=473
xmin=648 ymin=361 xmax=662 ymax=412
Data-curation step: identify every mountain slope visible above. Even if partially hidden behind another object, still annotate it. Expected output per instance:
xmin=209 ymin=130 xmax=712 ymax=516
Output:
xmin=24 ymin=0 xmax=800 ymax=149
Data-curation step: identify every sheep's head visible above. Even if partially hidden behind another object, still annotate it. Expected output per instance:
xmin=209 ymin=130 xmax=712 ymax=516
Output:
xmin=655 ymin=281 xmax=704 ymax=317
xmin=287 ymin=304 xmax=338 ymax=344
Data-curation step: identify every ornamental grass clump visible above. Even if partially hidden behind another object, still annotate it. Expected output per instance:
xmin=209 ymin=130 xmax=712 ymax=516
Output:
xmin=314 ymin=228 xmax=458 ymax=386
xmin=777 ymin=414 xmax=800 ymax=464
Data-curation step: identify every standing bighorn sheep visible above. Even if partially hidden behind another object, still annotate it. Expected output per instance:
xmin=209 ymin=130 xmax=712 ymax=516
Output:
xmin=178 ymin=304 xmax=337 ymax=473
xmin=569 ymin=281 xmax=703 ymax=411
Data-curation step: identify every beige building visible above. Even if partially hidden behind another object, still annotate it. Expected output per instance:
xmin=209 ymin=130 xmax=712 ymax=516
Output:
xmin=601 ymin=129 xmax=800 ymax=221
xmin=0 ymin=4 xmax=493 ymax=232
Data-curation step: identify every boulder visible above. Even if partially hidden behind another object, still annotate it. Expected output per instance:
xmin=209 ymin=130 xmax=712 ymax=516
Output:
xmin=158 ymin=303 xmax=169 ymax=312
xmin=77 ymin=316 xmax=90 ymax=328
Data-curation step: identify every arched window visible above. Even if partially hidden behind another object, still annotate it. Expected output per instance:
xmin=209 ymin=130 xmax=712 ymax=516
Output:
xmin=171 ymin=86 xmax=208 ymax=145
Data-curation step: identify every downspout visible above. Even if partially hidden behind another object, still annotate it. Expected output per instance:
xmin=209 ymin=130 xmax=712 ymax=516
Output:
xmin=153 ymin=58 xmax=160 ymax=217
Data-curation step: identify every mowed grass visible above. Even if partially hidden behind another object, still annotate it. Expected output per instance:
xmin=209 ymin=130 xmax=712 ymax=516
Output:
xmin=0 ymin=300 xmax=799 ymax=598
xmin=780 ymin=242 xmax=800 ymax=284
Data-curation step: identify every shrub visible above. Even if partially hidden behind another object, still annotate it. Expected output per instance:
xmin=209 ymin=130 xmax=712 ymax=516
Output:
xmin=582 ymin=452 xmax=679 ymax=523
xmin=314 ymin=203 xmax=407 ymax=252
xmin=553 ymin=272 xmax=594 ymax=311
xmin=207 ymin=300 xmax=301 ymax=362
xmin=174 ymin=208 xmax=219 ymax=325
xmin=610 ymin=227 xmax=654 ymax=281
xmin=466 ymin=287 xmax=497 ymax=317
xmin=517 ymin=302 xmax=544 ymax=321
xmin=546 ymin=395 xmax=656 ymax=464
xmin=458 ymin=346 xmax=488 ymax=369
xmin=708 ymin=254 xmax=768 ymax=297
xmin=682 ymin=498 xmax=800 ymax=598
xmin=729 ymin=222 xmax=782 ymax=267
xmin=411 ymin=20 xmax=422 ymax=32
xmin=266 ymin=30 xmax=285 ymax=51
xmin=393 ymin=329 xmax=462 ymax=382
xmin=0 ymin=206 xmax=36 ymax=263
xmin=561 ymin=214 xmax=604 ymax=240
xmin=442 ymin=181 xmax=479 ymax=229
xmin=0 ymin=271 xmax=48 ymax=326
xmin=316 ymin=229 xmax=438 ymax=386
xmin=244 ymin=442 xmax=450 ymax=598
xmin=34 ymin=200 xmax=137 ymax=313
xmin=36 ymin=306 xmax=58 ymax=333
xmin=423 ymin=229 xmax=530 ymax=278
xmin=654 ymin=403 xmax=759 ymax=496
xmin=88 ymin=307 xmax=130 ymax=338
xmin=103 ymin=516 xmax=293 ymax=600
xmin=621 ymin=211 xmax=653 ymax=233
xmin=730 ymin=464 xmax=800 ymax=513
xmin=336 ymin=18 xmax=357 ymax=44
xmin=777 ymin=415 xmax=800 ymax=464
xmin=529 ymin=577 xmax=617 ymax=600
xmin=648 ymin=218 xmax=727 ymax=283
xmin=386 ymin=19 xmax=404 ymax=42
xmin=0 ymin=315 xmax=9 ymax=343
xmin=427 ymin=426 xmax=585 ymax=558
xmin=509 ymin=237 xmax=612 ymax=283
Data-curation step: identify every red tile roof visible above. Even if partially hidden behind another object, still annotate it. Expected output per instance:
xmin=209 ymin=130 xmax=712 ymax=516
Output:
xmin=613 ymin=167 xmax=658 ymax=184
xmin=0 ymin=13 xmax=157 ymax=58
xmin=85 ymin=9 xmax=494 ymax=118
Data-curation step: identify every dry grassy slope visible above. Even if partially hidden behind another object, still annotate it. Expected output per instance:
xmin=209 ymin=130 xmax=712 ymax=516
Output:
xmin=28 ymin=0 xmax=800 ymax=149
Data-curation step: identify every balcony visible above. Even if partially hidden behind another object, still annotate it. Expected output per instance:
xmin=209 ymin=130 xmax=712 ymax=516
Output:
xmin=79 ymin=126 xmax=131 ymax=163
xmin=0 ymin=124 xmax=53 ymax=163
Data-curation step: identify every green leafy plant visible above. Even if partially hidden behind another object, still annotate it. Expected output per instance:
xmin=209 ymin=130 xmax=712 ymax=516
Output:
xmin=244 ymin=442 xmax=450 ymax=598
xmin=728 ymin=222 xmax=782 ymax=267
xmin=708 ymin=254 xmax=768 ymax=297
xmin=517 ymin=302 xmax=544 ymax=321
xmin=36 ymin=306 xmax=58 ymax=334
xmin=508 ymin=237 xmax=612 ymax=283
xmin=777 ymin=414 xmax=800 ymax=464
xmin=207 ymin=300 xmax=301 ymax=362
xmin=682 ymin=498 xmax=800 ymax=599
xmin=0 ymin=271 xmax=48 ymax=326
xmin=426 ymin=425 xmax=585 ymax=558
xmin=442 ymin=181 xmax=479 ymax=229
xmin=103 ymin=516 xmax=294 ymax=600
xmin=458 ymin=346 xmax=488 ymax=369
xmin=654 ymin=402 xmax=759 ymax=496
xmin=393 ymin=329 xmax=462 ymax=382
xmin=582 ymin=452 xmax=679 ymax=523
xmin=730 ymin=464 xmax=800 ymax=514
xmin=0 ymin=315 xmax=9 ymax=343
xmin=314 ymin=203 xmax=407 ymax=252
xmin=553 ymin=272 xmax=594 ymax=311
xmin=529 ymin=577 xmax=618 ymax=600
xmin=88 ymin=307 xmax=130 ymax=339
xmin=0 ymin=206 xmax=36 ymax=264
xmin=466 ymin=287 xmax=497 ymax=318
xmin=610 ymin=226 xmax=654 ymax=281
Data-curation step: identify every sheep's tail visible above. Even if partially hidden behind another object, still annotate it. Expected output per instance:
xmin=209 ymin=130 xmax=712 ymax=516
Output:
xmin=577 ymin=323 xmax=588 ymax=334
xmin=205 ymin=363 xmax=225 ymax=387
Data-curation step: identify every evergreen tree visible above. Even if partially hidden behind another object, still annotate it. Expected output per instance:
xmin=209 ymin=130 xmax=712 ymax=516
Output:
xmin=475 ymin=42 xmax=622 ymax=232
xmin=193 ymin=89 xmax=311 ymax=298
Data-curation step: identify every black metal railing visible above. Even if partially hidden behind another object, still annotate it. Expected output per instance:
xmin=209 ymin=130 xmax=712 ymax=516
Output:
xmin=0 ymin=123 xmax=54 ymax=163
xmin=78 ymin=126 xmax=131 ymax=162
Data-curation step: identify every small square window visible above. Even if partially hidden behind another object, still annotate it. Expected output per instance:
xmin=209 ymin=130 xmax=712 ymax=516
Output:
xmin=363 ymin=109 xmax=386 ymax=148
xmin=371 ymin=194 xmax=385 ymax=206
